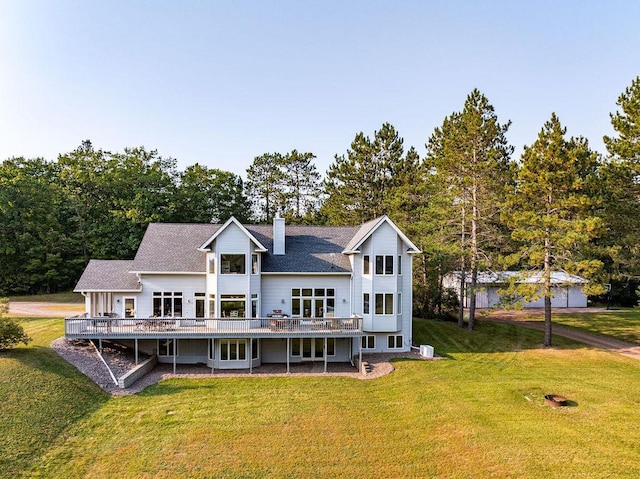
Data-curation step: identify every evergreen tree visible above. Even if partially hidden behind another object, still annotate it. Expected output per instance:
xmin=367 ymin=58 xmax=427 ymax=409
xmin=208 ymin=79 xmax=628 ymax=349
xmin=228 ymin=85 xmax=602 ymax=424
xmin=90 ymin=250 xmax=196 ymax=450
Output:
xmin=503 ymin=114 xmax=602 ymax=346
xmin=425 ymin=89 xmax=514 ymax=329
xmin=322 ymin=123 xmax=416 ymax=225
xmin=280 ymin=150 xmax=322 ymax=224
xmin=245 ymin=153 xmax=286 ymax=223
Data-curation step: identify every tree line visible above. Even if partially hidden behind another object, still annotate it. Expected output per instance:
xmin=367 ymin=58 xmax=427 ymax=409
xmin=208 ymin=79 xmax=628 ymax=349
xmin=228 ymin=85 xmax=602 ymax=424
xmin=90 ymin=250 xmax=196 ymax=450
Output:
xmin=2 ymin=78 xmax=639 ymax=333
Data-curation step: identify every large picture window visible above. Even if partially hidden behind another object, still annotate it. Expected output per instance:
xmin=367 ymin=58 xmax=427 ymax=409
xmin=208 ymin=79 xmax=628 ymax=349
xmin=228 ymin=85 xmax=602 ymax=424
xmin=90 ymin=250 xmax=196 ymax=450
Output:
xmin=221 ymin=254 xmax=246 ymax=274
xmin=221 ymin=294 xmax=246 ymax=318
xmin=153 ymin=292 xmax=182 ymax=317
xmin=291 ymin=288 xmax=335 ymax=317
xmin=375 ymin=293 xmax=394 ymax=315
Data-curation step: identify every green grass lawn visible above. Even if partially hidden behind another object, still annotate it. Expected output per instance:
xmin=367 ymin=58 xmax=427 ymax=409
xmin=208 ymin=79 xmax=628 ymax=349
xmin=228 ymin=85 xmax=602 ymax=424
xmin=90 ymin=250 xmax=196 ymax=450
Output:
xmin=496 ymin=308 xmax=640 ymax=344
xmin=3 ymin=316 xmax=640 ymax=478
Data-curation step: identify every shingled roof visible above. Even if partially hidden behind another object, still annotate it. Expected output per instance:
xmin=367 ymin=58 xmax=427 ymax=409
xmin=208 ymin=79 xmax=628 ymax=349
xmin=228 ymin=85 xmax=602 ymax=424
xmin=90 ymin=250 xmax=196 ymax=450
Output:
xmin=75 ymin=216 xmax=418 ymax=290
xmin=74 ymin=260 xmax=141 ymax=292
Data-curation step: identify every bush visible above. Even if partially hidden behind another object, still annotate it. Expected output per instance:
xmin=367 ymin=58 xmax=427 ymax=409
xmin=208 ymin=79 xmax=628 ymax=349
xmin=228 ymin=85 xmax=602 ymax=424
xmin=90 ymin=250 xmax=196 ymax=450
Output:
xmin=0 ymin=297 xmax=8 ymax=316
xmin=0 ymin=318 xmax=32 ymax=350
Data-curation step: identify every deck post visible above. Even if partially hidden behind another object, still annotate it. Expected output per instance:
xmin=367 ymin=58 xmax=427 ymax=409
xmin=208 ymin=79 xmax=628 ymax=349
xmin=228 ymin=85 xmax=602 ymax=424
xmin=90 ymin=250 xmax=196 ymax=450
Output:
xmin=135 ymin=338 xmax=139 ymax=365
xmin=173 ymin=339 xmax=176 ymax=374
xmin=286 ymin=337 xmax=290 ymax=373
xmin=249 ymin=338 xmax=253 ymax=374
xmin=98 ymin=338 xmax=102 ymax=353
xmin=324 ymin=337 xmax=327 ymax=373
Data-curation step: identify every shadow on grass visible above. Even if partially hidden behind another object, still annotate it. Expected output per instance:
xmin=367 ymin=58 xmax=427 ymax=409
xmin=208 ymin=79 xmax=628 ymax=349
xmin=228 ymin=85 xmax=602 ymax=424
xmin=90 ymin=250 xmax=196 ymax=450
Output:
xmin=413 ymin=317 xmax=588 ymax=359
xmin=0 ymin=344 xmax=109 ymax=478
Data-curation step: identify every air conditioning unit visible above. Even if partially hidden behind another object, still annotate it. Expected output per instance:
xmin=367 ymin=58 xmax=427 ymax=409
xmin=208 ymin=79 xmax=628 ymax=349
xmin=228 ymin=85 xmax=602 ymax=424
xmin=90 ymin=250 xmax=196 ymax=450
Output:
xmin=420 ymin=345 xmax=434 ymax=358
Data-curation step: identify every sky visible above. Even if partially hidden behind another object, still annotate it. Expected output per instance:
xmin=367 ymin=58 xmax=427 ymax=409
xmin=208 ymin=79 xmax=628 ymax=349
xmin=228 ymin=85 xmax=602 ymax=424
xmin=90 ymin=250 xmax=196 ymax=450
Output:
xmin=1 ymin=0 xmax=639 ymax=178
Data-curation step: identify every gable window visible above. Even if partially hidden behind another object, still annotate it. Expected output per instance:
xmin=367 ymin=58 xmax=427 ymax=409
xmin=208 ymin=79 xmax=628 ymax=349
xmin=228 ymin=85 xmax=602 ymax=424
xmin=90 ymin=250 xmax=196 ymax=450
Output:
xmin=375 ymin=293 xmax=394 ymax=315
xmin=251 ymin=254 xmax=259 ymax=274
xmin=153 ymin=292 xmax=182 ymax=317
xmin=291 ymin=288 xmax=335 ymax=317
xmin=388 ymin=335 xmax=403 ymax=349
xmin=251 ymin=294 xmax=258 ymax=318
xmin=375 ymin=255 xmax=394 ymax=275
xmin=361 ymin=335 xmax=375 ymax=349
xmin=398 ymin=255 xmax=402 ymax=275
xmin=363 ymin=255 xmax=370 ymax=275
xmin=363 ymin=293 xmax=370 ymax=314
xmin=221 ymin=254 xmax=245 ymax=274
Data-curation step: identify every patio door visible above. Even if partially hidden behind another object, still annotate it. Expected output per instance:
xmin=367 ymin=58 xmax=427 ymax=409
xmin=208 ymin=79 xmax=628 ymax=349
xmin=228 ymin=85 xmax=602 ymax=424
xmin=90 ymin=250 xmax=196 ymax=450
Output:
xmin=302 ymin=338 xmax=325 ymax=360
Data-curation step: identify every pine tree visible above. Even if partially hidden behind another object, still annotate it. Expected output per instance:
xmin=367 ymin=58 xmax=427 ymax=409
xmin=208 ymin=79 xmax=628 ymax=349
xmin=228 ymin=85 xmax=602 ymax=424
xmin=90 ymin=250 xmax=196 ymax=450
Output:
xmin=503 ymin=113 xmax=602 ymax=346
xmin=425 ymin=89 xmax=513 ymax=329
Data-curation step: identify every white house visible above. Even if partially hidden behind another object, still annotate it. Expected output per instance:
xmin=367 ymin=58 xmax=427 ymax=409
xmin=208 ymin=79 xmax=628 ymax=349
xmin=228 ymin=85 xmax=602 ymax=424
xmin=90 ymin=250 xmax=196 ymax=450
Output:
xmin=443 ymin=271 xmax=589 ymax=309
xmin=66 ymin=216 xmax=421 ymax=371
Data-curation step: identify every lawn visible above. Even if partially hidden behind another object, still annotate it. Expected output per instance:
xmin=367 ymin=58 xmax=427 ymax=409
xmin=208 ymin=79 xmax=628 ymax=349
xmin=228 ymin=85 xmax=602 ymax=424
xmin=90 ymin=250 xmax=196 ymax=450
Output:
xmin=3 ymin=315 xmax=640 ymax=478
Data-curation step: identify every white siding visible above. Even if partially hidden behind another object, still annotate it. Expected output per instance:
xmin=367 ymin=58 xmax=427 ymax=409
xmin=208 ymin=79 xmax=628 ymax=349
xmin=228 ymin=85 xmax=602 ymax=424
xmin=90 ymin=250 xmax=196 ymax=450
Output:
xmin=136 ymin=274 xmax=206 ymax=317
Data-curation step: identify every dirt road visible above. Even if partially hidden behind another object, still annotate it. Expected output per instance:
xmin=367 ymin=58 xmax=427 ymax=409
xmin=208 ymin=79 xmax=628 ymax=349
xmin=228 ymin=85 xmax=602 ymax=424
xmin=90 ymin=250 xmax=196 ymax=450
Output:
xmin=8 ymin=302 xmax=84 ymax=318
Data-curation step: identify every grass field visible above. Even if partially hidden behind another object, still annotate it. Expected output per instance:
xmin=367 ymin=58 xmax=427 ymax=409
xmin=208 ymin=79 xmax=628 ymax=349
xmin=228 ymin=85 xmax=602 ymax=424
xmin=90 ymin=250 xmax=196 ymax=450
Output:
xmin=2 ymin=315 xmax=640 ymax=478
xmin=8 ymin=292 xmax=84 ymax=303
xmin=541 ymin=309 xmax=640 ymax=344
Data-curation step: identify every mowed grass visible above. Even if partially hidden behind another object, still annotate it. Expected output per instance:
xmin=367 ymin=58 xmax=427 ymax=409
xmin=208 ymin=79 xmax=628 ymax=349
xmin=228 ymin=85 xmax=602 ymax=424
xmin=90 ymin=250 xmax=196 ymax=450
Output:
xmin=8 ymin=291 xmax=84 ymax=303
xmin=3 ymin=317 xmax=640 ymax=478
xmin=551 ymin=309 xmax=640 ymax=344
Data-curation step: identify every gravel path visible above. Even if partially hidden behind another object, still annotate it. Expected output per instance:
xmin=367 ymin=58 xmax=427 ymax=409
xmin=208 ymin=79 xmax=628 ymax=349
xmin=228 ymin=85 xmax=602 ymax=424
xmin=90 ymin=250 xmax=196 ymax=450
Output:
xmin=9 ymin=302 xmax=83 ymax=317
xmin=51 ymin=337 xmax=427 ymax=396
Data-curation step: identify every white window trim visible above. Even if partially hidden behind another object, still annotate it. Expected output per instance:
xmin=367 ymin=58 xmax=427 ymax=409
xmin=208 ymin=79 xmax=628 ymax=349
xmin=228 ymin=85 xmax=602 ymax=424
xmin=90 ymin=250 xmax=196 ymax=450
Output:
xmin=387 ymin=335 xmax=403 ymax=350
xmin=375 ymin=255 xmax=394 ymax=276
xmin=374 ymin=292 xmax=394 ymax=315
xmin=361 ymin=335 xmax=376 ymax=350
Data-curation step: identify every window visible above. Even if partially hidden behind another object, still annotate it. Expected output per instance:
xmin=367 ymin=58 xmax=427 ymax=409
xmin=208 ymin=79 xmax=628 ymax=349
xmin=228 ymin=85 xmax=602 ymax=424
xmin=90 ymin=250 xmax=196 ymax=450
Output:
xmin=327 ymin=338 xmax=335 ymax=356
xmin=251 ymin=254 xmax=259 ymax=274
xmin=291 ymin=288 xmax=335 ymax=317
xmin=398 ymin=255 xmax=402 ymax=275
xmin=363 ymin=255 xmax=370 ymax=275
xmin=208 ymin=294 xmax=216 ymax=318
xmin=251 ymin=294 xmax=258 ymax=318
xmin=124 ymin=297 xmax=136 ymax=318
xmin=375 ymin=293 xmax=394 ymax=315
xmin=388 ymin=335 xmax=403 ymax=349
xmin=220 ymin=254 xmax=245 ymax=274
xmin=221 ymin=295 xmax=246 ymax=318
xmin=363 ymin=293 xmax=370 ymax=314
xmin=195 ymin=293 xmax=205 ymax=318
xmin=361 ymin=335 xmax=375 ymax=349
xmin=291 ymin=339 xmax=301 ymax=356
xmin=209 ymin=339 xmax=215 ymax=360
xmin=375 ymin=255 xmax=394 ymax=275
xmin=252 ymin=339 xmax=259 ymax=359
xmin=397 ymin=292 xmax=402 ymax=315
xmin=158 ymin=339 xmax=177 ymax=356
xmin=152 ymin=292 xmax=182 ymax=317
xmin=220 ymin=339 xmax=247 ymax=361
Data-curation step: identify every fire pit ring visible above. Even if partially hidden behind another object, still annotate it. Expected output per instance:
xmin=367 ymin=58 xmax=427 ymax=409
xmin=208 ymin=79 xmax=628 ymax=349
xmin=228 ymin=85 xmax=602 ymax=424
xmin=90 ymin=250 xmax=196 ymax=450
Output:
xmin=544 ymin=394 xmax=568 ymax=408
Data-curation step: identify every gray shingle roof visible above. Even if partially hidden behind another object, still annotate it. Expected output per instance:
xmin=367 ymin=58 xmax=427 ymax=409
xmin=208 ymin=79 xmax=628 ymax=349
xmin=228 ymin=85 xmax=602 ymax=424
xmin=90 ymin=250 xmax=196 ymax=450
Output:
xmin=247 ymin=225 xmax=360 ymax=273
xmin=74 ymin=260 xmax=141 ymax=292
xmin=131 ymin=223 xmax=219 ymax=272
xmin=75 ymin=217 xmax=413 ymax=290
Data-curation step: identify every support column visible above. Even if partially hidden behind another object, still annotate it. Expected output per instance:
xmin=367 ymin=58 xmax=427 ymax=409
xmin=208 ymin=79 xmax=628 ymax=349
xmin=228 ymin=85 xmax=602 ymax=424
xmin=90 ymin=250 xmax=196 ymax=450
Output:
xmin=324 ymin=337 xmax=327 ymax=373
xmin=173 ymin=339 xmax=177 ymax=374
xmin=249 ymin=338 xmax=253 ymax=374
xmin=286 ymin=337 xmax=290 ymax=373
xmin=135 ymin=338 xmax=139 ymax=365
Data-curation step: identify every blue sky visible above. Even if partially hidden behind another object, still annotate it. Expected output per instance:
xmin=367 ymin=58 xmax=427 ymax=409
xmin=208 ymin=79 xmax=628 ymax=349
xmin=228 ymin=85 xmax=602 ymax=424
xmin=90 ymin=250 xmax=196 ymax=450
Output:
xmin=1 ymin=1 xmax=638 ymax=178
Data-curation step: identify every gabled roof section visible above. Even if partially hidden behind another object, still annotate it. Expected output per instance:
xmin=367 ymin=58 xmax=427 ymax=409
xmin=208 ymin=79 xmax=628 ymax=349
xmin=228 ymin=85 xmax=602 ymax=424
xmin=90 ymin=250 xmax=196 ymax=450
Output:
xmin=74 ymin=260 xmax=141 ymax=292
xmin=131 ymin=223 xmax=218 ymax=273
xmin=342 ymin=216 xmax=421 ymax=254
xmin=198 ymin=217 xmax=268 ymax=253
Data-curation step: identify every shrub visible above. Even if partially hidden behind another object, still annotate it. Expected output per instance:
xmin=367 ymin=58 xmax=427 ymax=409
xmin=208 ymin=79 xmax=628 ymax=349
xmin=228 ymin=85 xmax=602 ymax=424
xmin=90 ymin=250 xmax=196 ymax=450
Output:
xmin=0 ymin=297 xmax=8 ymax=316
xmin=0 ymin=318 xmax=32 ymax=350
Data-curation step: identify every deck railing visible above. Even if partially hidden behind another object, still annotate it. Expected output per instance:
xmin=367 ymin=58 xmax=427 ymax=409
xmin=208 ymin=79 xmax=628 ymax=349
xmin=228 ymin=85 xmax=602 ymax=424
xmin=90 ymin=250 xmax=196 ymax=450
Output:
xmin=64 ymin=315 xmax=363 ymax=338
